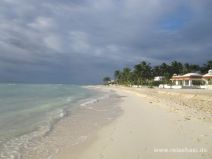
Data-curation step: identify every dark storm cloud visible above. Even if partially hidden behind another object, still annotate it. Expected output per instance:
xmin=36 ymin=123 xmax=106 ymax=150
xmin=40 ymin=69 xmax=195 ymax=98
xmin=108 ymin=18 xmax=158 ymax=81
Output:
xmin=0 ymin=0 xmax=212 ymax=83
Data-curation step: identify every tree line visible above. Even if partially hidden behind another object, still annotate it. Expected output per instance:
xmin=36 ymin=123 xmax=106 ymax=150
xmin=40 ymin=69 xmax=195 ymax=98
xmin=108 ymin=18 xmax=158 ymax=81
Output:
xmin=103 ymin=60 xmax=212 ymax=86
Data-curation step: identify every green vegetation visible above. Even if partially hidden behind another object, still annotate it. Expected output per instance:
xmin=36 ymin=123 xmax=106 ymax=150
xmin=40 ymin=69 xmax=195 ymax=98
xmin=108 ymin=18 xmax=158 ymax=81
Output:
xmin=103 ymin=60 xmax=212 ymax=86
xmin=102 ymin=76 xmax=111 ymax=85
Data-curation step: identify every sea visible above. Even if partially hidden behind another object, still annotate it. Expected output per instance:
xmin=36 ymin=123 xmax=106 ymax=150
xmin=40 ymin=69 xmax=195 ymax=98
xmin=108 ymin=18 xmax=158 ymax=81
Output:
xmin=0 ymin=84 xmax=104 ymax=159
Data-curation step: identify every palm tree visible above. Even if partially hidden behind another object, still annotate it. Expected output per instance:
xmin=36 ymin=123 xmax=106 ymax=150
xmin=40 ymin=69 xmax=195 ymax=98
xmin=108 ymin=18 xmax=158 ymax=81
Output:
xmin=133 ymin=63 xmax=142 ymax=85
xmin=114 ymin=70 xmax=121 ymax=84
xmin=170 ymin=61 xmax=183 ymax=75
xmin=122 ymin=67 xmax=132 ymax=86
xmin=152 ymin=66 xmax=160 ymax=76
xmin=189 ymin=64 xmax=200 ymax=73
xmin=207 ymin=60 xmax=212 ymax=68
xmin=134 ymin=61 xmax=152 ymax=84
xmin=159 ymin=62 xmax=171 ymax=80
xmin=201 ymin=60 xmax=212 ymax=73
xmin=109 ymin=60 xmax=210 ymax=87
xmin=183 ymin=63 xmax=190 ymax=74
xmin=103 ymin=77 xmax=111 ymax=85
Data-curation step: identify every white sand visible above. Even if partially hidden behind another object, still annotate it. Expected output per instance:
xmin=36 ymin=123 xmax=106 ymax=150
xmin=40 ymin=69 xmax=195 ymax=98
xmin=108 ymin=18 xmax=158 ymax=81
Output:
xmin=75 ymin=86 xmax=212 ymax=159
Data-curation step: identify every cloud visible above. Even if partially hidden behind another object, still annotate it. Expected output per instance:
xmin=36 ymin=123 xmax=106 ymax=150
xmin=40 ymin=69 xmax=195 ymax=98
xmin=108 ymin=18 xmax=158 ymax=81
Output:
xmin=0 ymin=0 xmax=212 ymax=83
xmin=44 ymin=35 xmax=62 ymax=51
xmin=68 ymin=31 xmax=91 ymax=54
xmin=28 ymin=17 xmax=55 ymax=30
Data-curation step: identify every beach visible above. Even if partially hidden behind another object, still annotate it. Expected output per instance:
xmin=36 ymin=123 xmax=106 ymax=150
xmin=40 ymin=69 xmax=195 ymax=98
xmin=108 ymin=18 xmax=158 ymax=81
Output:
xmin=1 ymin=0 xmax=212 ymax=158
xmin=56 ymin=85 xmax=212 ymax=159
xmin=1 ymin=85 xmax=212 ymax=159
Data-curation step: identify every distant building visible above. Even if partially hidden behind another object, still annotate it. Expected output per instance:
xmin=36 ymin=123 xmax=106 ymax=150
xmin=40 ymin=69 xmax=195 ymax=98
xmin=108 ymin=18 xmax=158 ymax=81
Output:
xmin=162 ymin=69 xmax=212 ymax=89
xmin=154 ymin=76 xmax=164 ymax=82
xmin=170 ymin=73 xmax=202 ymax=87
xmin=202 ymin=69 xmax=212 ymax=85
xmin=107 ymin=80 xmax=115 ymax=85
xmin=166 ymin=69 xmax=212 ymax=89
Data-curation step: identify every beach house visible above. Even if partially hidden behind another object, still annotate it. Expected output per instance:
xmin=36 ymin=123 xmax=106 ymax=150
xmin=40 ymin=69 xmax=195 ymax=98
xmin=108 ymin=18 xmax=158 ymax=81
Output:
xmin=202 ymin=69 xmax=212 ymax=86
xmin=168 ymin=69 xmax=212 ymax=89
xmin=170 ymin=72 xmax=203 ymax=88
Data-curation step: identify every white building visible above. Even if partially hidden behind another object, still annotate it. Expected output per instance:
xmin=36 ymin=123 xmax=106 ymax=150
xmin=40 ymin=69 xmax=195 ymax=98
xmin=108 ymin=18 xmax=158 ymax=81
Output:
xmin=167 ymin=69 xmax=212 ymax=89
xmin=154 ymin=76 xmax=164 ymax=82
xmin=170 ymin=73 xmax=202 ymax=87
xmin=202 ymin=69 xmax=212 ymax=85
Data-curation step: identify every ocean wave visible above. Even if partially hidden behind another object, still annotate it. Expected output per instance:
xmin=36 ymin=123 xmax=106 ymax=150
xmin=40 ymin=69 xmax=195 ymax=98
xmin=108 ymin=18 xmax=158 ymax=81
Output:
xmin=80 ymin=94 xmax=110 ymax=106
xmin=0 ymin=124 xmax=51 ymax=159
xmin=0 ymin=108 xmax=67 ymax=159
xmin=0 ymin=84 xmax=99 ymax=159
xmin=50 ymin=109 xmax=67 ymax=119
xmin=66 ymin=96 xmax=73 ymax=102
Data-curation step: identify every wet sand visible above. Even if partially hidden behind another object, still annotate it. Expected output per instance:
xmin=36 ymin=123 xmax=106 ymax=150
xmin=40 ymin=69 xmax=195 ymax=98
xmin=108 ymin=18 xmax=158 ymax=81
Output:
xmin=21 ymin=88 xmax=123 ymax=159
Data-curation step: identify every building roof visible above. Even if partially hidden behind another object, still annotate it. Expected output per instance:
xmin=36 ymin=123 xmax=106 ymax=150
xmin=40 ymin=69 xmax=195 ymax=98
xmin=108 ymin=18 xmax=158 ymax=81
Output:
xmin=170 ymin=72 xmax=202 ymax=80
xmin=171 ymin=70 xmax=212 ymax=80
xmin=182 ymin=73 xmax=202 ymax=77
xmin=202 ymin=69 xmax=212 ymax=78
xmin=203 ymin=73 xmax=212 ymax=78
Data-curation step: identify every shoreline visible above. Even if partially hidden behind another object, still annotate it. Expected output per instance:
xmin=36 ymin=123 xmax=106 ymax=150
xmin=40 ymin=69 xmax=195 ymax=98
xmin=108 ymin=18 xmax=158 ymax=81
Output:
xmin=74 ymin=86 xmax=212 ymax=159
xmin=20 ymin=86 xmax=123 ymax=159
xmin=12 ymin=85 xmax=212 ymax=159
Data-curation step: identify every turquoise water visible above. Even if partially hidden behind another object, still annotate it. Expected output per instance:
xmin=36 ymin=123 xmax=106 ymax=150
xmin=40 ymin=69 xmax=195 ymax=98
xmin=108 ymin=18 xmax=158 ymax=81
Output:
xmin=0 ymin=84 xmax=98 ymax=158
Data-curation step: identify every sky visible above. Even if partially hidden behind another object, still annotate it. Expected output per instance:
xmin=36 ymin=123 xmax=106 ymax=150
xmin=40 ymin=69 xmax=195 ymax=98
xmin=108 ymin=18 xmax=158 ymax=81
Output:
xmin=0 ymin=0 xmax=212 ymax=84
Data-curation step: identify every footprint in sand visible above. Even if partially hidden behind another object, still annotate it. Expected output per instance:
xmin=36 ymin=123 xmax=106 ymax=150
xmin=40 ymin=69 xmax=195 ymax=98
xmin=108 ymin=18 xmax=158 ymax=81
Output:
xmin=184 ymin=117 xmax=191 ymax=120
xmin=196 ymin=137 xmax=201 ymax=143
xmin=137 ymin=154 xmax=141 ymax=159
xmin=99 ymin=153 xmax=104 ymax=159
xmin=196 ymin=134 xmax=207 ymax=143
xmin=110 ymin=137 xmax=114 ymax=141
